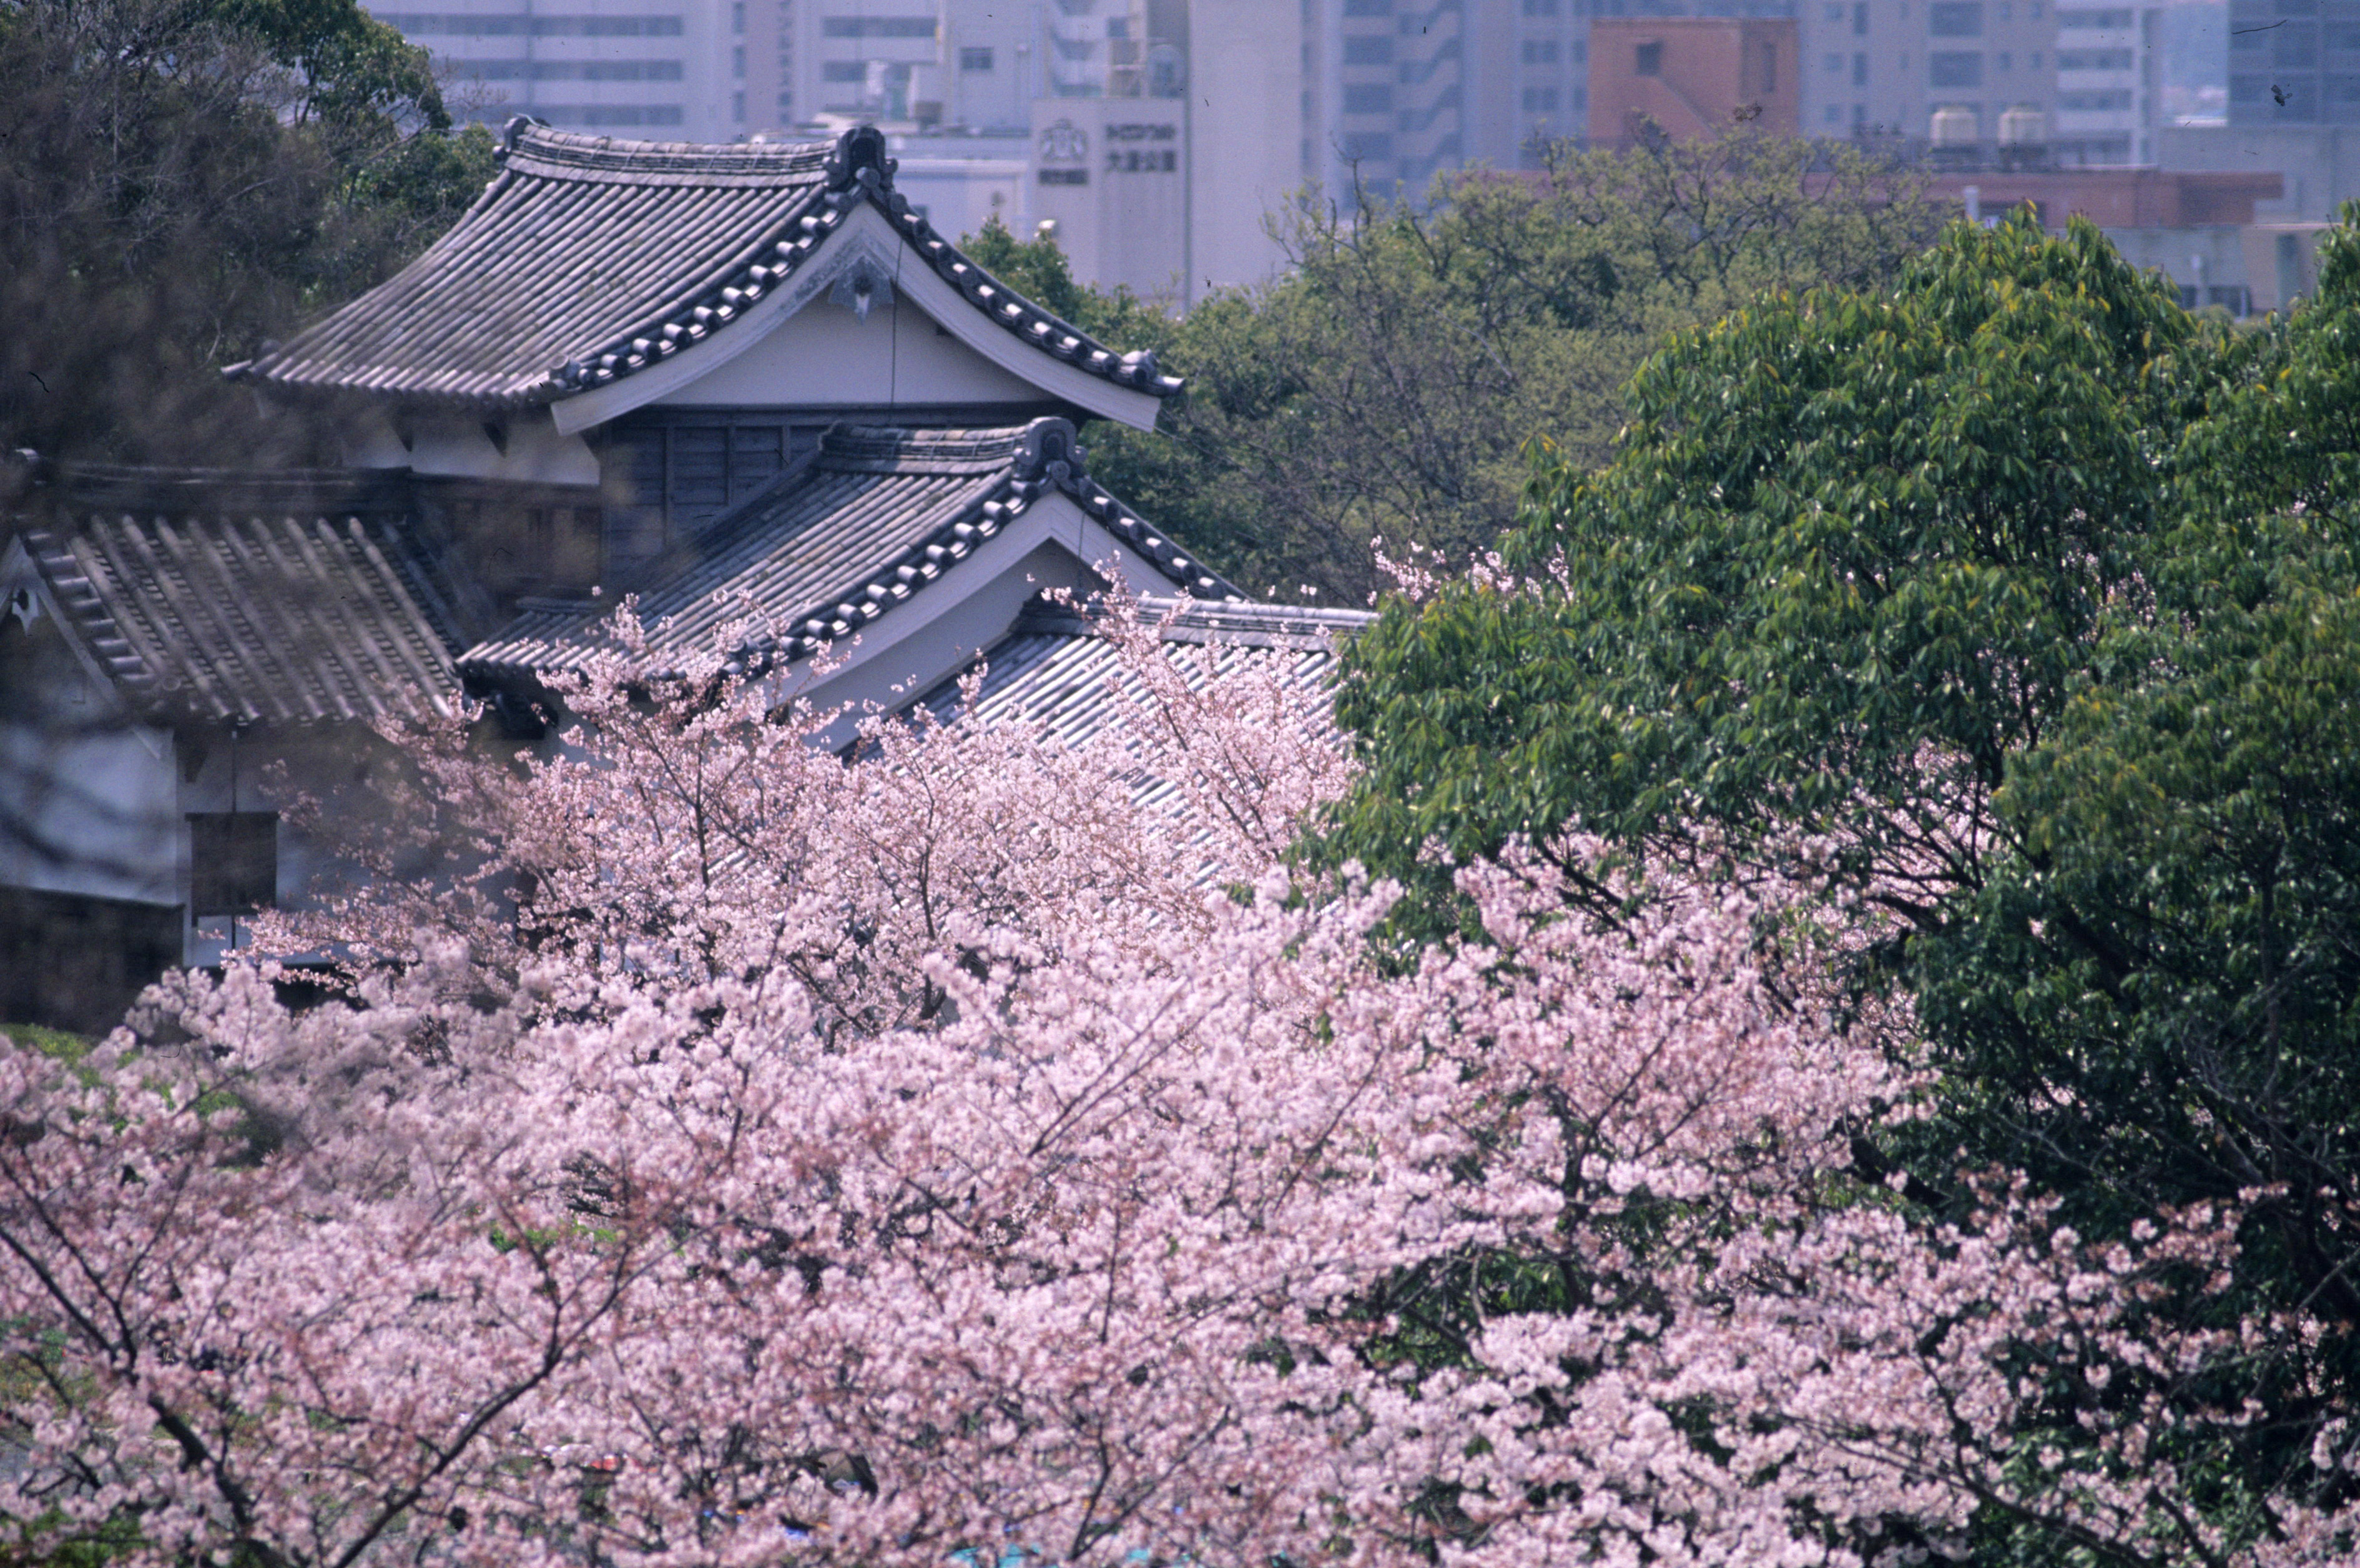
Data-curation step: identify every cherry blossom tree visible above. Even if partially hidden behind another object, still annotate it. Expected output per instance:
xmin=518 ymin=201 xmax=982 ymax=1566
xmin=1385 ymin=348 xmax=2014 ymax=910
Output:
xmin=0 ymin=602 xmax=2349 ymax=1568
xmin=258 ymin=597 xmax=1350 ymax=1039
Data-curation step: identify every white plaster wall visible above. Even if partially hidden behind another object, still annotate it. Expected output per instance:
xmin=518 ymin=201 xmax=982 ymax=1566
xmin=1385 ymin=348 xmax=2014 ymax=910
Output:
xmin=177 ymin=721 xmax=410 ymax=969
xmin=551 ymin=203 xmax=1168 ymax=434
xmin=0 ymin=717 xmax=179 ymax=908
xmin=400 ymin=411 xmax=603 ymax=486
xmin=338 ymin=406 xmax=415 ymax=469
xmin=784 ymin=491 xmax=1177 ymax=747
xmin=0 ymin=620 xmax=180 ymax=908
xmin=0 ymin=610 xmax=450 ymax=968
xmin=656 ymin=292 xmax=1050 ymax=409
xmin=340 ymin=404 xmax=602 ymax=485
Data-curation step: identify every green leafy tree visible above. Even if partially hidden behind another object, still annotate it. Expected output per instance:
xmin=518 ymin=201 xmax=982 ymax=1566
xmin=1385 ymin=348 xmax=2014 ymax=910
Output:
xmin=1326 ymin=210 xmax=2200 ymax=911
xmin=213 ymin=0 xmax=450 ymax=129
xmin=1070 ymin=130 xmax=1946 ymax=603
xmin=0 ymin=0 xmax=493 ymax=469
xmin=960 ymin=212 xmax=1113 ymax=333
xmin=1323 ymin=204 xmax=2360 ymax=1547
xmin=1922 ymin=215 xmax=2360 ymax=1524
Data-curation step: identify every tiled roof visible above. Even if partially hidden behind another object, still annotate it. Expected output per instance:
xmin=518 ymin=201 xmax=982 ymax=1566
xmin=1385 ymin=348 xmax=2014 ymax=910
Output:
xmin=7 ymin=468 xmax=486 ymax=725
xmin=909 ymin=597 xmax=1369 ymax=819
xmin=460 ymin=418 xmax=1241 ymax=682
xmin=227 ymin=123 xmax=1183 ymax=412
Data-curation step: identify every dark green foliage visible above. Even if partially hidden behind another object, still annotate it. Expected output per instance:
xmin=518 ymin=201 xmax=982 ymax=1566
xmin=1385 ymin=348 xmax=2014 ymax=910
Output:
xmin=307 ymin=120 xmax=498 ymax=305
xmin=970 ymin=132 xmax=1947 ymax=604
xmin=0 ymin=0 xmax=493 ymax=469
xmin=1324 ymin=202 xmax=2360 ymax=1542
xmin=212 ymin=0 xmax=450 ymax=129
xmin=960 ymin=213 xmax=1108 ymax=335
xmin=1327 ymin=210 xmax=2197 ymax=910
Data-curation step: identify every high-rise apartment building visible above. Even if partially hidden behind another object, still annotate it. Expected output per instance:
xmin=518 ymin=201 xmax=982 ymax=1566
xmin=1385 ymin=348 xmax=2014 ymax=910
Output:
xmin=1302 ymin=0 xmax=1605 ymax=201
xmin=1014 ymin=0 xmax=1297 ymax=296
xmin=1025 ymin=0 xmax=1266 ymax=298
xmin=1922 ymin=0 xmax=2062 ymax=148
xmin=740 ymin=0 xmax=1187 ymax=135
xmin=2053 ymin=2 xmax=2159 ymax=162
xmin=2227 ymin=0 xmax=2360 ymax=124
xmin=934 ymin=2 xmax=1037 ymax=129
xmin=1796 ymin=0 xmax=2150 ymax=161
xmin=774 ymin=0 xmax=949 ymax=122
xmin=1797 ymin=0 xmax=1922 ymax=132
xmin=1587 ymin=16 xmax=1800 ymax=141
xmin=370 ymin=0 xmax=734 ymax=138
xmin=1186 ymin=0 xmax=1302 ymax=288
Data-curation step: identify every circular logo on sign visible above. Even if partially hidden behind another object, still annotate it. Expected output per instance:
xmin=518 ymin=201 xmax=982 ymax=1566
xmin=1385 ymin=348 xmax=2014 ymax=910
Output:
xmin=1038 ymin=118 xmax=1088 ymax=164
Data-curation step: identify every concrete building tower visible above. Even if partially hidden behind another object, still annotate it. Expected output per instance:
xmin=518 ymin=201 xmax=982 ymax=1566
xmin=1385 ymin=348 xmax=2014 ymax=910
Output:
xmin=368 ymin=0 xmax=734 ymax=139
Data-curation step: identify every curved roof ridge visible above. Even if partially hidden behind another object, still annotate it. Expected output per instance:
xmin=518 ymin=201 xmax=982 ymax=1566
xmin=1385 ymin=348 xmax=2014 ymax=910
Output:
xmin=818 ymin=424 xmax=1034 ymax=471
xmin=458 ymin=417 xmax=1234 ymax=687
xmin=499 ymin=122 xmax=837 ymax=183
xmin=227 ymin=123 xmax=1184 ymax=416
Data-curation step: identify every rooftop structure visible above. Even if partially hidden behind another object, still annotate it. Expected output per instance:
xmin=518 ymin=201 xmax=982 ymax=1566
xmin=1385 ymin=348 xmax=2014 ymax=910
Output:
xmin=459 ymin=418 xmax=1241 ymax=735
xmin=368 ymin=0 xmax=735 ymax=139
xmin=230 ymin=120 xmax=1180 ymax=595
xmin=2 ymin=122 xmax=1357 ymax=1034
xmin=231 ymin=122 xmax=1179 ymax=426
xmin=1 ymin=437 xmax=1350 ymax=1029
xmin=1925 ymin=163 xmax=2281 ymax=222
xmin=1919 ymin=165 xmax=2313 ymax=319
xmin=1588 ymin=16 xmax=1802 ymax=145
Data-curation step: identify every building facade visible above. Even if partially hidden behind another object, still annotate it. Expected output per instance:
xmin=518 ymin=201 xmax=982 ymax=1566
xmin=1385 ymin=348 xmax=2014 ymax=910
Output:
xmin=2 ymin=124 xmax=1373 ymax=1036
xmin=2227 ymin=0 xmax=2360 ymax=125
xmin=370 ymin=0 xmax=737 ymax=137
xmin=1797 ymin=0 xmax=1895 ymax=133
xmin=1587 ymin=16 xmax=1800 ymax=142
xmin=2052 ymin=2 xmax=2160 ymax=164
xmin=1302 ymin=0 xmax=1604 ymax=202
xmin=1792 ymin=0 xmax=2071 ymax=155
xmin=1030 ymin=97 xmax=1191 ymax=298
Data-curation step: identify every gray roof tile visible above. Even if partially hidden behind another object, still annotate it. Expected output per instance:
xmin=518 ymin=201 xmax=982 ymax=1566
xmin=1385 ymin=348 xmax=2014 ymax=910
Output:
xmin=9 ymin=469 xmax=486 ymax=725
xmin=229 ymin=124 xmax=1183 ymax=413
xmin=460 ymin=418 xmax=1240 ymax=682
xmin=908 ymin=597 xmax=1370 ymax=826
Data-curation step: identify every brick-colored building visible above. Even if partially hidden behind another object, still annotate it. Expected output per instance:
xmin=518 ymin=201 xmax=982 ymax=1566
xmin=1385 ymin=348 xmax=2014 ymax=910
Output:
xmin=1926 ymin=167 xmax=2329 ymax=318
xmin=1925 ymin=166 xmax=2282 ymax=226
xmin=1587 ymin=17 xmax=1802 ymax=147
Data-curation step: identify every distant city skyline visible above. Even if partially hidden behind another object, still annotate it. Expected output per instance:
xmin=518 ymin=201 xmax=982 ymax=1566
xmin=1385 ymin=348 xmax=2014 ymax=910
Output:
xmin=376 ymin=0 xmax=2243 ymax=149
xmin=362 ymin=0 xmax=2360 ymax=316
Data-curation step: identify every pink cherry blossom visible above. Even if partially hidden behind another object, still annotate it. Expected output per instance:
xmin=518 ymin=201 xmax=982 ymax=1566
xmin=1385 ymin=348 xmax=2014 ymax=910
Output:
xmin=0 ymin=599 xmax=2329 ymax=1568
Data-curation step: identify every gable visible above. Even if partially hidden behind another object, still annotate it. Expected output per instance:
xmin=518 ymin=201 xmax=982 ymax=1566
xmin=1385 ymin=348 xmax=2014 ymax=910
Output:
xmin=230 ymin=124 xmax=1182 ymax=434
xmin=2 ymin=539 xmax=127 ymax=726
xmin=546 ymin=202 xmax=1163 ymax=433
xmin=460 ymin=419 xmax=1241 ymax=718
xmin=649 ymin=291 xmax=1051 ymax=411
